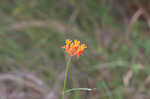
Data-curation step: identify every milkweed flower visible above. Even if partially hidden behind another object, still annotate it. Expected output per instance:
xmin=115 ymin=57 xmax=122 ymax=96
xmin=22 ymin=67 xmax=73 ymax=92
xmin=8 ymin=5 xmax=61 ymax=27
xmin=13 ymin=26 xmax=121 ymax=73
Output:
xmin=61 ymin=39 xmax=88 ymax=99
xmin=62 ymin=39 xmax=87 ymax=58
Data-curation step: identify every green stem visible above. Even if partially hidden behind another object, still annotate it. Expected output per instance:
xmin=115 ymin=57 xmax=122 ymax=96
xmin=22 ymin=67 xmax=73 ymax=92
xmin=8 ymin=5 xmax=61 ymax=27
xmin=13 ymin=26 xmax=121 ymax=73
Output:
xmin=62 ymin=56 xmax=72 ymax=99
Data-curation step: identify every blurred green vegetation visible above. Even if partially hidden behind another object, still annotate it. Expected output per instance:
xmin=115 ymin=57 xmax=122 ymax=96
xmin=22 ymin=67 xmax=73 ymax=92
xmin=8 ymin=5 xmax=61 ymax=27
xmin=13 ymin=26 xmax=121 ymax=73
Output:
xmin=0 ymin=0 xmax=150 ymax=99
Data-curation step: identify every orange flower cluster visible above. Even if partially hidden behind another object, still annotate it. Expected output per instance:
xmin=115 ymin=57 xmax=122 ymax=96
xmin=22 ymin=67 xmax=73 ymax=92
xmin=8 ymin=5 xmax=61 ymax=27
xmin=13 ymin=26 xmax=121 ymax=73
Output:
xmin=62 ymin=39 xmax=87 ymax=57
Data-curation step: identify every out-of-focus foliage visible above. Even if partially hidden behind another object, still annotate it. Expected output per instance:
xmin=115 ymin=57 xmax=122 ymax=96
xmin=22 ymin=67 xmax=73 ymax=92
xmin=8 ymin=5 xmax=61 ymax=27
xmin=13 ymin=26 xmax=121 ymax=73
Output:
xmin=0 ymin=0 xmax=150 ymax=99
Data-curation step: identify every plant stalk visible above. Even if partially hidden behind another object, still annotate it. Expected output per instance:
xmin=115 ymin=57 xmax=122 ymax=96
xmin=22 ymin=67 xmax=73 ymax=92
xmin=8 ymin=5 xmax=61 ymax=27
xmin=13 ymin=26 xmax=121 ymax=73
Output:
xmin=62 ymin=56 xmax=72 ymax=99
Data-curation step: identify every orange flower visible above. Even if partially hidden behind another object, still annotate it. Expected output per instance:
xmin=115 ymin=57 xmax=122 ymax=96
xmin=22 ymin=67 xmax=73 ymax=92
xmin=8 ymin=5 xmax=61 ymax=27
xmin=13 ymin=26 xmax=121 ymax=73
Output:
xmin=62 ymin=39 xmax=87 ymax=58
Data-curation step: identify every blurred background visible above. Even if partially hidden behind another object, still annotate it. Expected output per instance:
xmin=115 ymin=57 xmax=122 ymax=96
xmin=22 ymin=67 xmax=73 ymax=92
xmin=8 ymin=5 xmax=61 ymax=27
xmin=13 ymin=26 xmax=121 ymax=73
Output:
xmin=0 ymin=0 xmax=150 ymax=99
